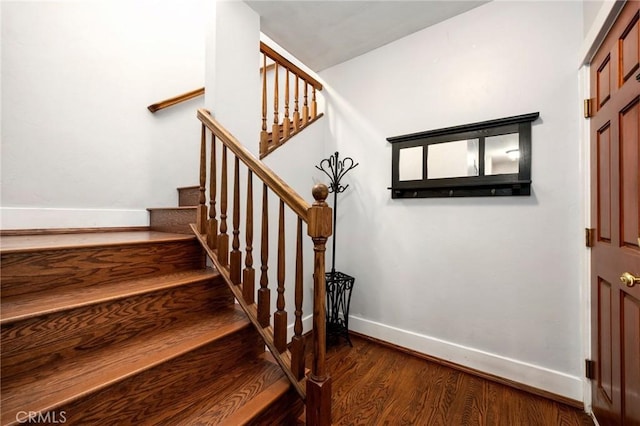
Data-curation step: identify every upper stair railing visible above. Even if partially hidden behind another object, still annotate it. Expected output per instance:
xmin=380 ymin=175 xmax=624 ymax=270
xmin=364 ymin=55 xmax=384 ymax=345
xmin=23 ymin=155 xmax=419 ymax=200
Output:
xmin=260 ymin=41 xmax=323 ymax=159
xmin=148 ymin=42 xmax=323 ymax=160
xmin=194 ymin=108 xmax=332 ymax=426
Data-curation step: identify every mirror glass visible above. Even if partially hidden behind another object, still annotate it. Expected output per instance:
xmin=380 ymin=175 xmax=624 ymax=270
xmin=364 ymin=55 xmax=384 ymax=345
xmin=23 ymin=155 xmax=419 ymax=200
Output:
xmin=427 ymin=139 xmax=479 ymax=179
xmin=484 ymin=133 xmax=519 ymax=175
xmin=398 ymin=146 xmax=423 ymax=181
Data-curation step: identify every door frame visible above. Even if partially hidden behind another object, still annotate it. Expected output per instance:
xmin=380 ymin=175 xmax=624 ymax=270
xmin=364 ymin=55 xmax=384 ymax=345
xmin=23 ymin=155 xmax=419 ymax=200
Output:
xmin=578 ymin=0 xmax=627 ymax=418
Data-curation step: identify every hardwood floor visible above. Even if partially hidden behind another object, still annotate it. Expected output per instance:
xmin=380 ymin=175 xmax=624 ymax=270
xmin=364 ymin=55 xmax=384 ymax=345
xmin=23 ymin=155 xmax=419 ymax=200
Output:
xmin=325 ymin=335 xmax=593 ymax=426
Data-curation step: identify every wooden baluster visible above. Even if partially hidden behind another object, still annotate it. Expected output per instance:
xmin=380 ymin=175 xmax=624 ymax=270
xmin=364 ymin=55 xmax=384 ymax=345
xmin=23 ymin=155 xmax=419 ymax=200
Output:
xmin=230 ymin=156 xmax=241 ymax=285
xmin=302 ymin=81 xmax=309 ymax=126
xmin=208 ymin=133 xmax=218 ymax=249
xmin=260 ymin=53 xmax=268 ymax=155
xmin=293 ymin=75 xmax=300 ymax=133
xmin=274 ymin=200 xmax=287 ymax=353
xmin=306 ymin=184 xmax=332 ymax=426
xmin=290 ymin=217 xmax=305 ymax=380
xmin=243 ymin=170 xmax=255 ymax=304
xmin=197 ymin=124 xmax=208 ymax=235
xmin=218 ymin=146 xmax=229 ymax=267
xmin=258 ymin=183 xmax=270 ymax=327
xmin=283 ymin=69 xmax=291 ymax=139
xmin=311 ymin=87 xmax=317 ymax=119
xmin=272 ymin=63 xmax=280 ymax=144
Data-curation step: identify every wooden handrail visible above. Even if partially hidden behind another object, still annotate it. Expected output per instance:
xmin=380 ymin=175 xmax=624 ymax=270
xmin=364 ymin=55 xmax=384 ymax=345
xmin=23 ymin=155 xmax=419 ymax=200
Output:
xmin=149 ymin=61 xmax=275 ymax=114
xmin=197 ymin=109 xmax=309 ymax=220
xmin=260 ymin=42 xmax=322 ymax=91
xmin=260 ymin=62 xmax=277 ymax=74
xmin=195 ymin=108 xmax=332 ymax=425
xmin=147 ymin=87 xmax=205 ymax=113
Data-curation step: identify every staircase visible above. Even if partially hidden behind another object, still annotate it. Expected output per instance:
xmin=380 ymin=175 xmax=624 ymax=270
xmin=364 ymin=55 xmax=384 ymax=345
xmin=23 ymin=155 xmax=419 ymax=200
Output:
xmin=2 ymin=38 xmax=332 ymax=423
xmin=0 ymin=186 xmax=304 ymax=425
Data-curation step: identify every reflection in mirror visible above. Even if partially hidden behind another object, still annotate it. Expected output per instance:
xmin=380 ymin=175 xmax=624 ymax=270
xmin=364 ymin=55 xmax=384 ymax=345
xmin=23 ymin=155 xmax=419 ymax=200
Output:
xmin=427 ymin=139 xmax=479 ymax=179
xmin=398 ymin=146 xmax=423 ymax=181
xmin=484 ymin=133 xmax=519 ymax=175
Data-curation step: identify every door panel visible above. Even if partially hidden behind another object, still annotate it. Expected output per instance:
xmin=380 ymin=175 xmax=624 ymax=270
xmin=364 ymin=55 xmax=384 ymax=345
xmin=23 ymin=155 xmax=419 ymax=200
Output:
xmin=620 ymin=98 xmax=639 ymax=248
xmin=597 ymin=123 xmax=612 ymax=242
xmin=620 ymin=14 xmax=639 ymax=83
xmin=622 ymin=293 xmax=640 ymax=424
xmin=598 ymin=55 xmax=612 ymax=107
xmin=597 ymin=278 xmax=613 ymax=403
xmin=590 ymin=2 xmax=640 ymax=425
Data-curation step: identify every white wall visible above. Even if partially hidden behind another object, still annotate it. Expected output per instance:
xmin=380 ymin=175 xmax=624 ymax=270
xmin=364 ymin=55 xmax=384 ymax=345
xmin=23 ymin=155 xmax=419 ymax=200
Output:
xmin=205 ymin=1 xmax=260 ymax=156
xmin=319 ymin=1 xmax=585 ymax=401
xmin=1 ymin=0 xmax=206 ymax=229
xmin=583 ymin=0 xmax=606 ymax=37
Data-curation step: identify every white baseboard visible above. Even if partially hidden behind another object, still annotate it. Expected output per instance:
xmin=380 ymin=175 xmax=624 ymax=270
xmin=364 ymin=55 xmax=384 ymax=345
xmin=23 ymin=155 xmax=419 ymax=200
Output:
xmin=0 ymin=207 xmax=149 ymax=230
xmin=287 ymin=314 xmax=313 ymax=341
xmin=349 ymin=314 xmax=584 ymax=402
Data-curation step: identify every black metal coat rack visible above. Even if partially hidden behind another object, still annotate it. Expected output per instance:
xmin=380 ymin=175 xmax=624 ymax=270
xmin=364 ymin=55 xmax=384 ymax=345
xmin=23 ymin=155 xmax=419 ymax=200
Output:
xmin=315 ymin=151 xmax=358 ymax=346
xmin=315 ymin=151 xmax=359 ymax=273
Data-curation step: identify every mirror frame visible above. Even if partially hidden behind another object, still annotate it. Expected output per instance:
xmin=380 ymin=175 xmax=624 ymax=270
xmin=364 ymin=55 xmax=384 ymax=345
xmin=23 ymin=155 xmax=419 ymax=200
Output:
xmin=387 ymin=112 xmax=539 ymax=198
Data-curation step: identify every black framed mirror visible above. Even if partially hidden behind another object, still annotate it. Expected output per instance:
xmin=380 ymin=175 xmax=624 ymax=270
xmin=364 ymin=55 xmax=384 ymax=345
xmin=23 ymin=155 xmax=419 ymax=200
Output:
xmin=387 ymin=112 xmax=539 ymax=198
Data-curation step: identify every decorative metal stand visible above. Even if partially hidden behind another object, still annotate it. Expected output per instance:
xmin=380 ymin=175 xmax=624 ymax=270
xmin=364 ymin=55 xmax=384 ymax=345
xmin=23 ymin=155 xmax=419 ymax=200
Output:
xmin=316 ymin=151 xmax=358 ymax=346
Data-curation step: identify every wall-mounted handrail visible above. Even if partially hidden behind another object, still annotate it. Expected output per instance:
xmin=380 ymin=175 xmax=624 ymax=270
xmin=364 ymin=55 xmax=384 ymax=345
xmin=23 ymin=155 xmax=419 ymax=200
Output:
xmin=195 ymin=108 xmax=332 ymax=426
xmin=147 ymin=87 xmax=205 ymax=113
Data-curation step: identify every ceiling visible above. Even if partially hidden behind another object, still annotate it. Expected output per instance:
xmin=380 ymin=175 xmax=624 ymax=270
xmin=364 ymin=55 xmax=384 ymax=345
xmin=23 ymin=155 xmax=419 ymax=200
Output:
xmin=244 ymin=1 xmax=489 ymax=71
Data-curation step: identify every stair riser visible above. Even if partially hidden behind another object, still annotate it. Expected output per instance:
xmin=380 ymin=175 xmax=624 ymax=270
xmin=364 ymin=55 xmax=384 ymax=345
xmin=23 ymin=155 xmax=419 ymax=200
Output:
xmin=55 ymin=326 xmax=264 ymax=425
xmin=178 ymin=186 xmax=199 ymax=207
xmin=0 ymin=240 xmax=205 ymax=298
xmin=149 ymin=208 xmax=196 ymax=234
xmin=1 ymin=278 xmax=232 ymax=379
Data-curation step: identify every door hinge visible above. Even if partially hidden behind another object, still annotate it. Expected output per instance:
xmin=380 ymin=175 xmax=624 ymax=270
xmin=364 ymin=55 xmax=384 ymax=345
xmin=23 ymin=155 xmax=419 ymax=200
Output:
xmin=584 ymin=98 xmax=593 ymax=118
xmin=586 ymin=359 xmax=596 ymax=380
xmin=586 ymin=228 xmax=595 ymax=248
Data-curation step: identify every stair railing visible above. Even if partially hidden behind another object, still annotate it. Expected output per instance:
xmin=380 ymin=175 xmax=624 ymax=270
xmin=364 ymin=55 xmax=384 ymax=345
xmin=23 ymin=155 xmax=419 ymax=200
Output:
xmin=194 ymin=108 xmax=332 ymax=426
xmin=260 ymin=42 xmax=323 ymax=159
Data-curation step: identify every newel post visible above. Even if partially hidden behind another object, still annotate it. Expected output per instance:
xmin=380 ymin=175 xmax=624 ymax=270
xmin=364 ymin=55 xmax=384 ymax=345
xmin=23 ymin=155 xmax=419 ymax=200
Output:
xmin=306 ymin=184 xmax=332 ymax=426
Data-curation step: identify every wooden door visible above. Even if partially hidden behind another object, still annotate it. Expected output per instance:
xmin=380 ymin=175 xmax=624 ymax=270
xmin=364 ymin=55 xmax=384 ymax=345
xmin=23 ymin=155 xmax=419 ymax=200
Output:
xmin=590 ymin=2 xmax=640 ymax=425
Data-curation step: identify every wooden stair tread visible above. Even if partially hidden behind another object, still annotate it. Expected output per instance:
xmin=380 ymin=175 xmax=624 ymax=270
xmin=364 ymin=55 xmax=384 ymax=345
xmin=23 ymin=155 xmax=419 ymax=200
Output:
xmin=0 ymin=305 xmax=249 ymax=424
xmin=146 ymin=206 xmax=197 ymax=211
xmin=1 ymin=268 xmax=219 ymax=324
xmin=220 ymin=376 xmax=291 ymax=426
xmin=150 ymin=354 xmax=292 ymax=425
xmin=219 ymin=352 xmax=296 ymax=426
xmin=0 ymin=231 xmax=195 ymax=254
